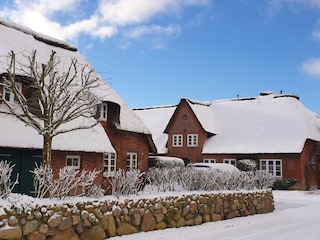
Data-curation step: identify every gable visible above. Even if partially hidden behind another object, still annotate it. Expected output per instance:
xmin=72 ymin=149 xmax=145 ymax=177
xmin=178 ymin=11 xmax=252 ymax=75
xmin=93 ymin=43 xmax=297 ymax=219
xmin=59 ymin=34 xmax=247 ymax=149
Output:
xmin=164 ymin=99 xmax=212 ymax=136
xmin=134 ymin=105 xmax=176 ymax=154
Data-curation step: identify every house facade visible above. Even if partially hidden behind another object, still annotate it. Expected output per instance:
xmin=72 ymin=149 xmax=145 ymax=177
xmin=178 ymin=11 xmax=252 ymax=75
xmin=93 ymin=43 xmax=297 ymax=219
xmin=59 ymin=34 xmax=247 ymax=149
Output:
xmin=0 ymin=19 xmax=155 ymax=195
xmin=135 ymin=92 xmax=320 ymax=190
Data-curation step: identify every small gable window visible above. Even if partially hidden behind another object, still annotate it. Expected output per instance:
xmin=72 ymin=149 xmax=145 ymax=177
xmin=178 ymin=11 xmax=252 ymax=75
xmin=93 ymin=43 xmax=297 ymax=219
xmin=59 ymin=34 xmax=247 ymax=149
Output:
xmin=187 ymin=134 xmax=198 ymax=147
xmin=172 ymin=134 xmax=183 ymax=147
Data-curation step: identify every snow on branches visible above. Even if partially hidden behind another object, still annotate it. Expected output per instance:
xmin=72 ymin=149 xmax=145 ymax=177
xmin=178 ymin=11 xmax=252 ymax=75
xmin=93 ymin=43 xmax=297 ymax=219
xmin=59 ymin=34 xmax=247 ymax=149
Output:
xmin=0 ymin=160 xmax=19 ymax=198
xmin=31 ymin=165 xmax=104 ymax=199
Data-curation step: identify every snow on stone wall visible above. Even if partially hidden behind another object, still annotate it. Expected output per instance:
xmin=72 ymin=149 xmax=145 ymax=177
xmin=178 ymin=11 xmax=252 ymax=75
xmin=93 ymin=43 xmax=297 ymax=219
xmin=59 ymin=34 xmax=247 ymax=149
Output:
xmin=0 ymin=190 xmax=274 ymax=239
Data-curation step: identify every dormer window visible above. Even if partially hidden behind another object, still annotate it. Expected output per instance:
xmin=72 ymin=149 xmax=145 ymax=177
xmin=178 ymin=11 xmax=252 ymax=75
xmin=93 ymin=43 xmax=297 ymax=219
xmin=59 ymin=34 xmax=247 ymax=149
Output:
xmin=2 ymin=82 xmax=22 ymax=102
xmin=98 ymin=103 xmax=108 ymax=121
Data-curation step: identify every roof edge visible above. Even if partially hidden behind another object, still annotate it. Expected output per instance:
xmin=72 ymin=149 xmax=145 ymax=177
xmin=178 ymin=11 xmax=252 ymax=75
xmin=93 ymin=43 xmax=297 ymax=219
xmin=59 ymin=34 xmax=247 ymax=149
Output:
xmin=0 ymin=18 xmax=77 ymax=52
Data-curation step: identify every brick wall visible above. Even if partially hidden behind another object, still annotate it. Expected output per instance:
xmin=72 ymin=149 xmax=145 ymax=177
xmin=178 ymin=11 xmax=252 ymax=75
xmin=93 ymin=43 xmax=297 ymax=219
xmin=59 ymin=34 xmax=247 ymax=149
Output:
xmin=105 ymin=128 xmax=149 ymax=172
xmin=51 ymin=150 xmax=104 ymax=185
xmin=166 ymin=99 xmax=209 ymax=163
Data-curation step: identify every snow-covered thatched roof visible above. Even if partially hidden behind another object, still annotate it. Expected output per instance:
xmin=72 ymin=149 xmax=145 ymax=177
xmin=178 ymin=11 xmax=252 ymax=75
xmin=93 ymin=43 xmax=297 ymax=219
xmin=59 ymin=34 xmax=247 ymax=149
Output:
xmin=0 ymin=105 xmax=114 ymax=152
xmin=0 ymin=18 xmax=150 ymax=152
xmin=135 ymin=92 xmax=320 ymax=154
xmin=134 ymin=105 xmax=177 ymax=154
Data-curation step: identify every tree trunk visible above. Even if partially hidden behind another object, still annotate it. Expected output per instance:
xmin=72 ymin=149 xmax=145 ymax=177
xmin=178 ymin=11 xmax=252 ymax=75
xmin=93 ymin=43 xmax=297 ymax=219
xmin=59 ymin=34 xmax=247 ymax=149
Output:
xmin=42 ymin=134 xmax=53 ymax=166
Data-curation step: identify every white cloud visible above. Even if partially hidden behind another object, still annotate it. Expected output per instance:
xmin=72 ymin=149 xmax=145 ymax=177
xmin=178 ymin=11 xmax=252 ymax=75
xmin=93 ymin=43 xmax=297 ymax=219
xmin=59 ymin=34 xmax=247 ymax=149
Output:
xmin=98 ymin=0 xmax=209 ymax=26
xmin=0 ymin=0 xmax=210 ymax=48
xmin=266 ymin=0 xmax=320 ymax=14
xmin=301 ymin=58 xmax=320 ymax=77
xmin=312 ymin=31 xmax=320 ymax=41
xmin=125 ymin=25 xmax=180 ymax=40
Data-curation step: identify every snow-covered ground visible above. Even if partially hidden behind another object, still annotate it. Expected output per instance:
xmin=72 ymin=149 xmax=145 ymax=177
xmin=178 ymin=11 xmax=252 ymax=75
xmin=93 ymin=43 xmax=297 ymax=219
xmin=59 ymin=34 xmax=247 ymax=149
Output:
xmin=112 ymin=190 xmax=320 ymax=240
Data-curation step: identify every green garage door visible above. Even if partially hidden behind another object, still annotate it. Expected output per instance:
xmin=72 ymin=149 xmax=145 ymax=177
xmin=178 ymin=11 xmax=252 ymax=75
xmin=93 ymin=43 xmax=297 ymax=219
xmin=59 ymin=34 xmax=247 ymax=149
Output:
xmin=0 ymin=148 xmax=42 ymax=195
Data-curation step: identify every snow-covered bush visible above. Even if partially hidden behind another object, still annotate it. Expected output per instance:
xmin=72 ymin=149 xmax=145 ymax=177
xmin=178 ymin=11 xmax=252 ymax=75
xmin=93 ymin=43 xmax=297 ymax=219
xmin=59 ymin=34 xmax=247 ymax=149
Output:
xmin=180 ymin=167 xmax=215 ymax=191
xmin=31 ymin=165 xmax=104 ymax=199
xmin=0 ymin=160 xmax=19 ymax=198
xmin=237 ymin=159 xmax=258 ymax=172
xmin=108 ymin=169 xmax=145 ymax=198
xmin=272 ymin=178 xmax=298 ymax=190
xmin=146 ymin=167 xmax=184 ymax=192
xmin=145 ymin=167 xmax=276 ymax=192
xmin=31 ymin=163 xmax=53 ymax=198
xmin=252 ymin=170 xmax=276 ymax=189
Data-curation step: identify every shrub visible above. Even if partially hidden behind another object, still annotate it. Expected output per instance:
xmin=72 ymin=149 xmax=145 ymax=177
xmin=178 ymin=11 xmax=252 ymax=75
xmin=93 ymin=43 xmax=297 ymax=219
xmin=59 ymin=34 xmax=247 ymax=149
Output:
xmin=272 ymin=178 xmax=298 ymax=190
xmin=146 ymin=167 xmax=276 ymax=192
xmin=146 ymin=166 xmax=184 ymax=192
xmin=31 ymin=165 xmax=104 ymax=199
xmin=0 ymin=160 xmax=19 ymax=198
xmin=237 ymin=159 xmax=258 ymax=172
xmin=107 ymin=169 xmax=145 ymax=198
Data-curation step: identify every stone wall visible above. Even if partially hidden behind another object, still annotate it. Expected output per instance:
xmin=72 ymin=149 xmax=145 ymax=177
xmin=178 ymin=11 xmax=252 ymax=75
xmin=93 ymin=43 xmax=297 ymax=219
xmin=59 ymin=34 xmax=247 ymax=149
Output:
xmin=0 ymin=190 xmax=274 ymax=240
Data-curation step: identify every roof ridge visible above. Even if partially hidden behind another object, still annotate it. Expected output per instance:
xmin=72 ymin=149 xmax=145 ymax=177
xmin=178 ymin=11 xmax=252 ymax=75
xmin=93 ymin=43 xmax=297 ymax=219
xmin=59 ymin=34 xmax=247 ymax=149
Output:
xmin=133 ymin=104 xmax=177 ymax=111
xmin=0 ymin=18 xmax=77 ymax=52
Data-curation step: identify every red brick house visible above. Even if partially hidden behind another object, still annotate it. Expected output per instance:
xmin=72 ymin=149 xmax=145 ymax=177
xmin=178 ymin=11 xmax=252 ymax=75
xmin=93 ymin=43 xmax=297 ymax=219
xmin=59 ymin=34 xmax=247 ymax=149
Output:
xmin=0 ymin=19 xmax=155 ymax=195
xmin=135 ymin=92 xmax=320 ymax=190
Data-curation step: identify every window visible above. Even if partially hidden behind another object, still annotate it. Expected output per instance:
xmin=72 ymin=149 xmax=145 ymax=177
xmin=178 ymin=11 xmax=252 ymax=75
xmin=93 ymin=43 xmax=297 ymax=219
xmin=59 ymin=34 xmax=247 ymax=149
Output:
xmin=224 ymin=159 xmax=236 ymax=166
xmin=104 ymin=152 xmax=116 ymax=176
xmin=126 ymin=152 xmax=137 ymax=171
xmin=98 ymin=103 xmax=108 ymax=120
xmin=187 ymin=134 xmax=198 ymax=147
xmin=3 ymin=82 xmax=22 ymax=102
xmin=172 ymin=134 xmax=183 ymax=147
xmin=66 ymin=155 xmax=81 ymax=169
xmin=260 ymin=159 xmax=282 ymax=177
xmin=204 ymin=159 xmax=216 ymax=163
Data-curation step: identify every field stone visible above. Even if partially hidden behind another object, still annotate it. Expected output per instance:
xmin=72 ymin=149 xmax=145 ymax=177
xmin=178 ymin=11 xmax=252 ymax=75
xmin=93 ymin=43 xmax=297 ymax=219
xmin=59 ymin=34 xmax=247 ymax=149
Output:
xmin=47 ymin=212 xmax=63 ymax=228
xmin=79 ymin=226 xmax=106 ymax=240
xmin=141 ymin=212 xmax=155 ymax=232
xmin=8 ymin=216 xmax=19 ymax=226
xmin=106 ymin=214 xmax=116 ymax=237
xmin=48 ymin=227 xmax=79 ymax=240
xmin=27 ymin=231 xmax=45 ymax=240
xmin=116 ymin=223 xmax=138 ymax=236
xmin=23 ymin=220 xmax=40 ymax=235
xmin=0 ymin=225 xmax=22 ymax=239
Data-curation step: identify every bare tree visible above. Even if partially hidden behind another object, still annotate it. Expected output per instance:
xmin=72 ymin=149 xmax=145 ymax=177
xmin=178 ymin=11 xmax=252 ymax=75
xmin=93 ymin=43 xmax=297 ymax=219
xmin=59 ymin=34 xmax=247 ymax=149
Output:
xmin=1 ymin=50 xmax=102 ymax=166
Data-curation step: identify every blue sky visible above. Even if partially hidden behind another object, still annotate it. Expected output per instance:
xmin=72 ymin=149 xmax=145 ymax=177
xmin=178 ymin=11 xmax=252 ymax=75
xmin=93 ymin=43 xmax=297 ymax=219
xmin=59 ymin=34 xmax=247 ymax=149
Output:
xmin=1 ymin=0 xmax=320 ymax=113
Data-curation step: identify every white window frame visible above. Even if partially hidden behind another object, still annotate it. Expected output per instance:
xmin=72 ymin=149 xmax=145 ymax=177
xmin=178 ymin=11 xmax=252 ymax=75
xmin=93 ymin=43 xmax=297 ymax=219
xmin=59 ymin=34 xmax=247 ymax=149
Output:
xmin=203 ymin=159 xmax=216 ymax=163
xmin=66 ymin=155 xmax=81 ymax=170
xmin=126 ymin=152 xmax=137 ymax=171
xmin=172 ymin=134 xmax=183 ymax=147
xmin=223 ymin=159 xmax=237 ymax=166
xmin=260 ymin=159 xmax=282 ymax=177
xmin=187 ymin=134 xmax=198 ymax=147
xmin=99 ymin=103 xmax=108 ymax=121
xmin=3 ymin=82 xmax=22 ymax=102
xmin=104 ymin=152 xmax=116 ymax=176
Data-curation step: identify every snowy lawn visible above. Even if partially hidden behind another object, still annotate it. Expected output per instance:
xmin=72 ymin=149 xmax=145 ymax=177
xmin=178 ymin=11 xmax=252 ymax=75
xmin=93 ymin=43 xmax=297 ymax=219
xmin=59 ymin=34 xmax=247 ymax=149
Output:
xmin=112 ymin=190 xmax=320 ymax=240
